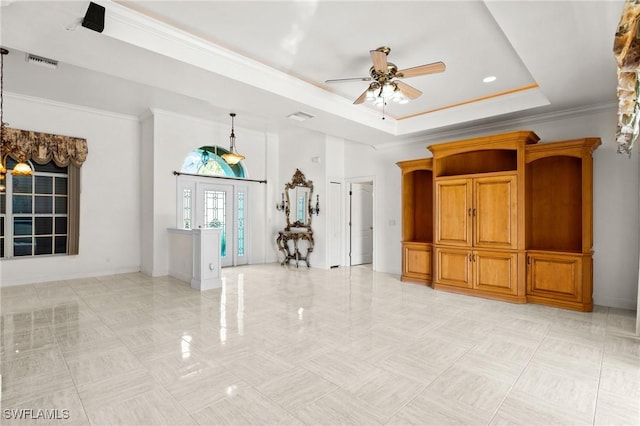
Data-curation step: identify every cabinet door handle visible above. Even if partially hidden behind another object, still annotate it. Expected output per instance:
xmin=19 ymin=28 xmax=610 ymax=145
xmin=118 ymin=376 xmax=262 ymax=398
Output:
xmin=469 ymin=253 xmax=472 ymax=262
xmin=468 ymin=208 xmax=472 ymax=216
xmin=472 ymin=208 xmax=476 ymax=216
xmin=472 ymin=254 xmax=476 ymax=262
xmin=527 ymin=256 xmax=530 ymax=265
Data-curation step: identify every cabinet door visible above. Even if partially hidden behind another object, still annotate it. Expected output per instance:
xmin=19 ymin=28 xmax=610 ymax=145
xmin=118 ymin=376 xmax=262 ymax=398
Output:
xmin=473 ymin=250 xmax=518 ymax=295
xmin=402 ymin=243 xmax=432 ymax=283
xmin=474 ymin=175 xmax=517 ymax=249
xmin=527 ymin=253 xmax=583 ymax=302
xmin=435 ymin=247 xmax=472 ymax=288
xmin=436 ymin=179 xmax=472 ymax=246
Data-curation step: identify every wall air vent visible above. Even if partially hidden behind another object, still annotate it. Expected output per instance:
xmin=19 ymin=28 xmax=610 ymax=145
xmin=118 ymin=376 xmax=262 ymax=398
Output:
xmin=25 ymin=53 xmax=58 ymax=69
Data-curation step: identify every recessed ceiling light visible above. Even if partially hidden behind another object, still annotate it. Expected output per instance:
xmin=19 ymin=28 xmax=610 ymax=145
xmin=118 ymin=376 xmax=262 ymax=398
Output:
xmin=287 ymin=112 xmax=314 ymax=122
xmin=483 ymin=76 xmax=497 ymax=83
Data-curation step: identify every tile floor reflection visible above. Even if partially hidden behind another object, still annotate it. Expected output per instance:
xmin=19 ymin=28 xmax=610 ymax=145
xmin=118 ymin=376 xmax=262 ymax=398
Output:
xmin=1 ymin=264 xmax=639 ymax=425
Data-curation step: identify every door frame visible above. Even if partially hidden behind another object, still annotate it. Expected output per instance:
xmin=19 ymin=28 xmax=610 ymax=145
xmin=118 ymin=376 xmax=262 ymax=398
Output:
xmin=345 ymin=176 xmax=376 ymax=269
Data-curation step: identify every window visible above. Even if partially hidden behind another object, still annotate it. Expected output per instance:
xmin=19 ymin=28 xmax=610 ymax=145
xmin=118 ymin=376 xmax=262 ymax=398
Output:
xmin=180 ymin=146 xmax=245 ymax=178
xmin=0 ymin=158 xmax=76 ymax=258
xmin=237 ymin=191 xmax=245 ymax=257
xmin=182 ymin=188 xmax=191 ymax=229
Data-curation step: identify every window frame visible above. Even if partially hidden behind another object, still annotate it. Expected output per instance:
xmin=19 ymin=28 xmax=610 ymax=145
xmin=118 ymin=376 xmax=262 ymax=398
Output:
xmin=0 ymin=158 xmax=78 ymax=259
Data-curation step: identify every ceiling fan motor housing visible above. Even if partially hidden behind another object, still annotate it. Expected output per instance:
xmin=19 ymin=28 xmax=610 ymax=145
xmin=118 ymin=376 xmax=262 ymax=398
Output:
xmin=369 ymin=63 xmax=398 ymax=81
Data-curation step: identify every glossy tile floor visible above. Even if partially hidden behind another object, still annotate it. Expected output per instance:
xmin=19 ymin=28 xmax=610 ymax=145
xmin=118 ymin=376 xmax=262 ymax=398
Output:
xmin=1 ymin=263 xmax=639 ymax=425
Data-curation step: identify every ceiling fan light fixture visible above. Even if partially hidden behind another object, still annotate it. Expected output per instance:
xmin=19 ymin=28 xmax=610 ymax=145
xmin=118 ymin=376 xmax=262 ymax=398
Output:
xmin=381 ymin=82 xmax=395 ymax=97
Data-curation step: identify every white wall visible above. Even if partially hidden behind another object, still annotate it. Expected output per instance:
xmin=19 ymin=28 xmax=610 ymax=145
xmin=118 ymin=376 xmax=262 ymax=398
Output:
xmin=345 ymin=106 xmax=639 ymax=309
xmin=1 ymin=94 xmax=141 ymax=285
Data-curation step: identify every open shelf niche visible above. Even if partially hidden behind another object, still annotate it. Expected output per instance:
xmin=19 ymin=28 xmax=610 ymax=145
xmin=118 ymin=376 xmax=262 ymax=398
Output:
xmin=397 ymin=158 xmax=433 ymax=284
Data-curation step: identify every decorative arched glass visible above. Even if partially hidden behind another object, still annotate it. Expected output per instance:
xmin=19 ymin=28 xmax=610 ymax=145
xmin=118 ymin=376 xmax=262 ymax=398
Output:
xmin=180 ymin=146 xmax=245 ymax=178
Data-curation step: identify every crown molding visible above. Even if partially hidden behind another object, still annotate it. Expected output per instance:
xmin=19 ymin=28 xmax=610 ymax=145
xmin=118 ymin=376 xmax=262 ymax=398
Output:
xmin=6 ymin=92 xmax=139 ymax=122
xmin=373 ymin=102 xmax=617 ymax=150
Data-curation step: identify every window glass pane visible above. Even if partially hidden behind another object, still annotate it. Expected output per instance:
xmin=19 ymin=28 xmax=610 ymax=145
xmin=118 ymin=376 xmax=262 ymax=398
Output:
xmin=35 ymin=176 xmax=53 ymax=194
xmin=55 ymin=217 xmax=67 ymax=235
xmin=0 ymin=237 xmax=4 ymax=258
xmin=183 ymin=188 xmax=191 ymax=229
xmin=203 ymin=190 xmax=226 ymax=258
xmin=35 ymin=217 xmax=53 ymax=235
xmin=55 ymin=177 xmax=68 ymax=195
xmin=34 ymin=162 xmax=67 ymax=174
xmin=13 ymin=195 xmax=32 ymax=214
xmin=1 ymin=217 xmax=4 ymax=236
xmin=55 ymin=197 xmax=67 ymax=214
xmin=14 ymin=217 xmax=32 ymax=236
xmin=14 ymin=237 xmax=32 ymax=256
xmin=35 ymin=237 xmax=53 ymax=255
xmin=0 ymin=193 xmax=5 ymax=214
xmin=13 ymin=176 xmax=32 ymax=193
xmin=238 ymin=192 xmax=245 ymax=256
xmin=35 ymin=196 xmax=53 ymax=214
xmin=55 ymin=236 xmax=67 ymax=254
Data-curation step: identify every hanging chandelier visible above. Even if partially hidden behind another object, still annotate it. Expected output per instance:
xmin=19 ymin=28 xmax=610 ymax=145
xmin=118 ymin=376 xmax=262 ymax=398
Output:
xmin=0 ymin=47 xmax=33 ymax=193
xmin=221 ymin=112 xmax=245 ymax=166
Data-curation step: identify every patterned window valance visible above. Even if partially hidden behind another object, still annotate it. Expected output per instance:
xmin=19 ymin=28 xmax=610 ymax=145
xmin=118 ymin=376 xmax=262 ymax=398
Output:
xmin=2 ymin=127 xmax=88 ymax=167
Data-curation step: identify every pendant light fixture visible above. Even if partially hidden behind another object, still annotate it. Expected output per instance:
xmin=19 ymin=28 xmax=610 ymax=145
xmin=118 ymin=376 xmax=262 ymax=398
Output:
xmin=221 ymin=112 xmax=245 ymax=166
xmin=0 ymin=47 xmax=32 ymax=192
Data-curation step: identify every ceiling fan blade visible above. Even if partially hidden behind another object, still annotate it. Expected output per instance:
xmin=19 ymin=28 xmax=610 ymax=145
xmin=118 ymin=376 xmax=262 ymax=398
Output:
xmin=396 ymin=81 xmax=422 ymax=99
xmin=370 ymin=49 xmax=388 ymax=73
xmin=397 ymin=61 xmax=446 ymax=78
xmin=325 ymin=76 xmax=372 ymax=84
xmin=353 ymin=89 xmax=368 ymax=104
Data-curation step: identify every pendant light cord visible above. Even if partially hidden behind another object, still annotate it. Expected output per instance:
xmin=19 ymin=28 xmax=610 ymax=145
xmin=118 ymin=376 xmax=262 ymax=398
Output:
xmin=1 ymin=48 xmax=6 ymax=138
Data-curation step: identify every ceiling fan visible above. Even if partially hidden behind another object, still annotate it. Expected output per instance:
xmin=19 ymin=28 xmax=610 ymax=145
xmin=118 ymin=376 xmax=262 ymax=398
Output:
xmin=325 ymin=46 xmax=445 ymax=106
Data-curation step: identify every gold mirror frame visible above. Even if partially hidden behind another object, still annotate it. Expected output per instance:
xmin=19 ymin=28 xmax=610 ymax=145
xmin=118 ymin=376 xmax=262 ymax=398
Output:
xmin=284 ymin=169 xmax=314 ymax=231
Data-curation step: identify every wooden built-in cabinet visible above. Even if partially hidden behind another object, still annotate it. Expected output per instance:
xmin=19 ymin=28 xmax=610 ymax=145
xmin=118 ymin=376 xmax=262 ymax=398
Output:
xmin=524 ymin=138 xmax=600 ymax=311
xmin=399 ymin=131 xmax=599 ymax=311
xmin=396 ymin=158 xmax=433 ymax=284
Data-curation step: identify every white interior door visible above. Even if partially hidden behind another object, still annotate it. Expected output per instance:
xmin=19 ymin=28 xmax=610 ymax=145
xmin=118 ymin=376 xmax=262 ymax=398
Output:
xmin=196 ymin=183 xmax=233 ymax=267
xmin=350 ymin=182 xmax=373 ymax=266
xmin=328 ymin=181 xmax=342 ymax=268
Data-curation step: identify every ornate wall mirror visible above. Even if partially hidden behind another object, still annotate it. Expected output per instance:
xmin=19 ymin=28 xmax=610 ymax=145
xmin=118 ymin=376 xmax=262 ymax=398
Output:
xmin=284 ymin=169 xmax=314 ymax=230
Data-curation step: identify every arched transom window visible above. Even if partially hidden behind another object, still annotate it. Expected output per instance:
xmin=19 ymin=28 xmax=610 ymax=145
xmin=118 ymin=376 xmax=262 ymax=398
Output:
xmin=180 ymin=146 xmax=245 ymax=178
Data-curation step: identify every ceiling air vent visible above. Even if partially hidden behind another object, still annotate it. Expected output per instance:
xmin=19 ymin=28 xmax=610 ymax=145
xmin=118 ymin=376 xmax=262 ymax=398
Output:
xmin=287 ymin=111 xmax=314 ymax=122
xmin=25 ymin=53 xmax=58 ymax=69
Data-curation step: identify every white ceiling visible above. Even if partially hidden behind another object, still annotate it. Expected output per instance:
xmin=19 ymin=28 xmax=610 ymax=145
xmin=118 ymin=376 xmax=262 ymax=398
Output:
xmin=0 ymin=0 xmax=625 ymax=147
